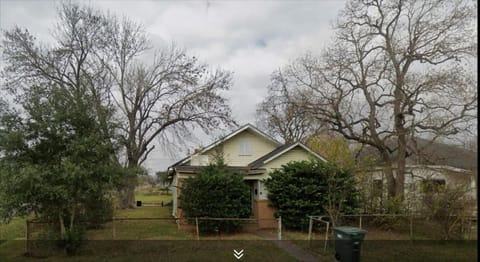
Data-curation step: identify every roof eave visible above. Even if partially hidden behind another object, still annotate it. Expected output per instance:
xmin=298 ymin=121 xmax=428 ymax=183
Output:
xmin=169 ymin=124 xmax=282 ymax=168
xmin=250 ymin=142 xmax=328 ymax=168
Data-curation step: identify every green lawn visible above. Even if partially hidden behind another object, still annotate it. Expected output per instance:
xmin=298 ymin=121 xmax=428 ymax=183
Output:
xmin=0 ymin=217 xmax=27 ymax=241
xmin=0 ymin=189 xmax=295 ymax=261
xmin=3 ymin=190 xmax=475 ymax=261
xmin=133 ymin=188 xmax=172 ymax=204
xmin=87 ymin=206 xmax=192 ymax=240
xmin=283 ymin=229 xmax=477 ymax=261
xmin=0 ymin=217 xmax=28 ymax=262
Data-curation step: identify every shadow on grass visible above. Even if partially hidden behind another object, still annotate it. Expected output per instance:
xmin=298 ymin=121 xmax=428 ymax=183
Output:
xmin=3 ymin=240 xmax=298 ymax=262
xmin=294 ymin=240 xmax=477 ymax=262
xmin=2 ymin=240 xmax=477 ymax=261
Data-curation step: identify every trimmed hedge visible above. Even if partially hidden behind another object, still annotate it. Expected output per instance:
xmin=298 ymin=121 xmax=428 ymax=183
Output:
xmin=264 ymin=160 xmax=359 ymax=230
xmin=180 ymin=164 xmax=251 ymax=234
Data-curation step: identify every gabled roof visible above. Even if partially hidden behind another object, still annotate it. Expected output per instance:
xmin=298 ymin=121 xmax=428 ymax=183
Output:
xmin=364 ymin=165 xmax=473 ymax=174
xmin=356 ymin=137 xmax=477 ymax=171
xmin=169 ymin=123 xmax=282 ymax=168
xmin=248 ymin=142 xmax=327 ymax=168
xmin=174 ymin=165 xmax=266 ymax=175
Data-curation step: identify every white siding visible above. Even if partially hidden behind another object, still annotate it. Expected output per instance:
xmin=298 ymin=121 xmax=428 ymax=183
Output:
xmin=368 ymin=166 xmax=475 ymax=195
xmin=204 ymin=129 xmax=278 ymax=166
xmin=190 ymin=155 xmax=209 ymax=166
xmin=365 ymin=166 xmax=476 ymax=213
xmin=262 ymin=148 xmax=315 ymax=173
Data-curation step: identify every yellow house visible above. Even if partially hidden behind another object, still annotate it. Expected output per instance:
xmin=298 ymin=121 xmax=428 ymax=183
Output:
xmin=168 ymin=124 xmax=327 ymax=228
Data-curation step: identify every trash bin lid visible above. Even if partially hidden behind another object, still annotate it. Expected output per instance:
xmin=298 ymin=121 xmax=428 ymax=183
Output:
xmin=333 ymin=226 xmax=367 ymax=236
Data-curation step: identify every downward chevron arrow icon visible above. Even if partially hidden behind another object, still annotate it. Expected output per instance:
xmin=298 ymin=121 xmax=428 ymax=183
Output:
xmin=233 ymin=249 xmax=244 ymax=259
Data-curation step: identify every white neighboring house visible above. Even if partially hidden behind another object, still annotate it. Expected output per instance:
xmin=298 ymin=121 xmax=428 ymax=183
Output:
xmin=362 ymin=165 xmax=477 ymax=215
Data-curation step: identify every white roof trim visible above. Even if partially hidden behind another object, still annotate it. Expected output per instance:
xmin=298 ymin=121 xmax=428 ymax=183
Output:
xmin=367 ymin=165 xmax=472 ymax=174
xmin=263 ymin=142 xmax=328 ymax=165
xmin=174 ymin=124 xmax=282 ymax=166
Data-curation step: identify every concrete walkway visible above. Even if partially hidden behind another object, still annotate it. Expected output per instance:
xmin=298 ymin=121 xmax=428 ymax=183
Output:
xmin=254 ymin=231 xmax=320 ymax=262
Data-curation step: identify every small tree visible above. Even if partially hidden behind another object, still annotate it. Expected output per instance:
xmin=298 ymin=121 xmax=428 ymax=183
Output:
xmin=0 ymin=83 xmax=121 ymax=254
xmin=421 ymin=176 xmax=474 ymax=240
xmin=264 ymin=160 xmax=359 ymax=229
xmin=180 ymin=164 xmax=250 ymax=234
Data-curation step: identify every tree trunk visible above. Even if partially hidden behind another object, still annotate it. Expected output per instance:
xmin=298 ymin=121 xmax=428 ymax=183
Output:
xmin=394 ymin=115 xmax=406 ymax=200
xmin=119 ymin=176 xmax=137 ymax=209
xmin=396 ymin=133 xmax=406 ymax=200
xmin=393 ymin=79 xmax=406 ymax=199
xmin=380 ymin=151 xmax=396 ymax=198
xmin=384 ymin=166 xmax=396 ymax=198
xmin=69 ymin=207 xmax=75 ymax=231
xmin=59 ymin=214 xmax=66 ymax=239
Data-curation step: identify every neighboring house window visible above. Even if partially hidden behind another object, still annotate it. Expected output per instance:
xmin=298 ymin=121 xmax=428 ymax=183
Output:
xmin=421 ymin=179 xmax=446 ymax=193
xmin=372 ymin=179 xmax=383 ymax=197
xmin=239 ymin=139 xmax=252 ymax=156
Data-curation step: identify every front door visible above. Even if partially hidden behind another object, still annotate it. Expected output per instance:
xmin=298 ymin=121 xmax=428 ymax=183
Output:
xmin=245 ymin=180 xmax=257 ymax=218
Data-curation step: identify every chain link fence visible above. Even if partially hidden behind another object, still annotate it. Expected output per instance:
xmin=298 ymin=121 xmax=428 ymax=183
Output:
xmin=176 ymin=217 xmax=281 ymax=240
xmin=24 ymin=213 xmax=476 ymax=257
xmin=25 ymin=216 xmax=282 ymax=257
xmin=306 ymin=213 xmax=477 ymax=242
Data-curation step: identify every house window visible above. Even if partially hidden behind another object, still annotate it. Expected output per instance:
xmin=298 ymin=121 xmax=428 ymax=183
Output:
xmin=372 ymin=179 xmax=383 ymax=197
xmin=239 ymin=139 xmax=252 ymax=156
xmin=421 ymin=179 xmax=446 ymax=193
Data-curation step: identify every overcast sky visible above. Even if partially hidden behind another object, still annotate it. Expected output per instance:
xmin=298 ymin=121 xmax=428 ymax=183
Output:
xmin=0 ymin=0 xmax=347 ymax=173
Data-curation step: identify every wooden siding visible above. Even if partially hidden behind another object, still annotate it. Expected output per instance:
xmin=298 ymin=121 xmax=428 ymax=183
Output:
xmin=203 ymin=129 xmax=278 ymax=166
xmin=261 ymin=148 xmax=314 ymax=173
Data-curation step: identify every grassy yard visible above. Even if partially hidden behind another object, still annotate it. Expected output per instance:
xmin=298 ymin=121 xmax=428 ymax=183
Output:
xmin=296 ymin=239 xmax=477 ymax=262
xmin=0 ymin=189 xmax=295 ymax=261
xmin=283 ymin=229 xmax=477 ymax=261
xmin=133 ymin=187 xmax=172 ymax=204
xmin=0 ymin=217 xmax=27 ymax=241
xmin=2 ymin=190 xmax=476 ymax=261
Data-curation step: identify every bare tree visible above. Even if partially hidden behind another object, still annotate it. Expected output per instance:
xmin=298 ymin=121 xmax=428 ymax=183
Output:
xmin=96 ymin=8 xmax=235 ymax=208
xmin=256 ymin=69 xmax=325 ymax=144
xmin=420 ymin=171 xmax=474 ymax=240
xmin=108 ymin=48 xmax=234 ymax=208
xmin=2 ymin=3 xmax=116 ymax=144
xmin=2 ymin=2 xmax=235 ymax=209
xmin=270 ymin=0 xmax=477 ymax=199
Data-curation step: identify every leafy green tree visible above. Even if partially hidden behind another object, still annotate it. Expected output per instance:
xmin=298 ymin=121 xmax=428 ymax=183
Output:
xmin=180 ymin=164 xmax=250 ymax=234
xmin=0 ymin=82 xmax=121 ymax=245
xmin=1 ymin=2 xmax=235 ymax=209
xmin=264 ymin=160 xmax=359 ymax=229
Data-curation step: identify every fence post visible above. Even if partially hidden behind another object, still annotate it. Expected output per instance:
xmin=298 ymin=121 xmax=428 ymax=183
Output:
xmin=195 ymin=217 xmax=199 ymax=240
xmin=308 ymin=216 xmax=313 ymax=241
xmin=409 ymin=214 xmax=413 ymax=240
xmin=112 ymin=218 xmax=116 ymax=239
xmin=25 ymin=220 xmax=29 ymax=255
xmin=324 ymin=222 xmax=329 ymax=252
xmin=278 ymin=216 xmax=282 ymax=240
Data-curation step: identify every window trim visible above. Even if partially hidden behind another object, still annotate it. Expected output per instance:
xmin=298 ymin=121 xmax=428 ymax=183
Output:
xmin=238 ymin=139 xmax=252 ymax=156
xmin=421 ymin=178 xmax=446 ymax=193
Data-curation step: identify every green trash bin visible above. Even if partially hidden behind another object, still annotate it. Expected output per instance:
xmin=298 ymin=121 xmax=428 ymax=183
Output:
xmin=333 ymin=226 xmax=367 ymax=262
